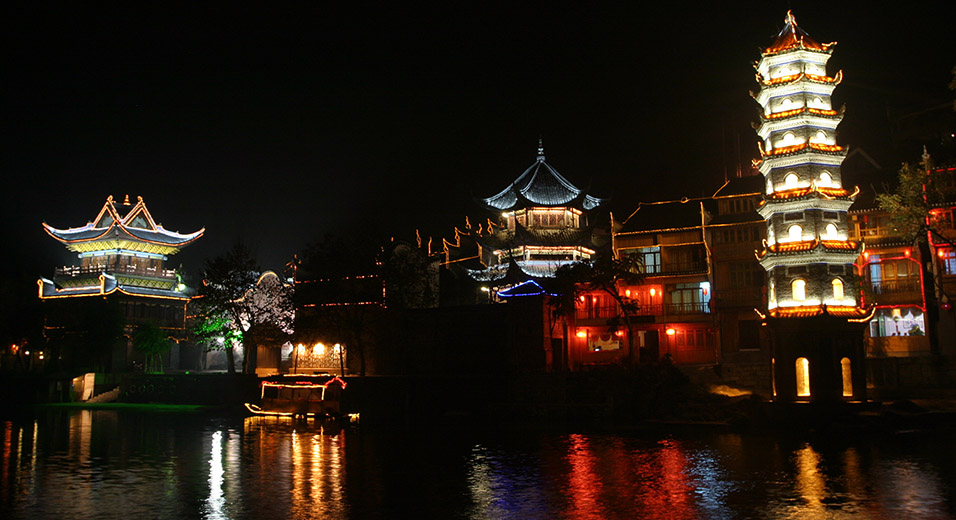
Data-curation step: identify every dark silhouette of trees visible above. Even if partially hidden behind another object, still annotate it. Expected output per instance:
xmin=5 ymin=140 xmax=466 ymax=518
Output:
xmin=551 ymin=254 xmax=644 ymax=365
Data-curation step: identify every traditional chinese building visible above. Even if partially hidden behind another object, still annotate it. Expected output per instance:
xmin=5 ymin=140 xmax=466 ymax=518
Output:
xmin=464 ymin=142 xmax=608 ymax=289
xmin=752 ymin=12 xmax=870 ymax=402
xmin=39 ymin=195 xmax=204 ymax=372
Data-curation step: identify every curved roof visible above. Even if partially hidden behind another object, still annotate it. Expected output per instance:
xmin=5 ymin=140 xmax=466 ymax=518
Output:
xmin=764 ymin=11 xmax=835 ymax=55
xmin=43 ymin=195 xmax=204 ymax=254
xmin=479 ymin=145 xmax=606 ymax=212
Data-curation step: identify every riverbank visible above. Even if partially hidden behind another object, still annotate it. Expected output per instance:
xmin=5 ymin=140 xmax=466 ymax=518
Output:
xmin=4 ymin=369 xmax=956 ymax=434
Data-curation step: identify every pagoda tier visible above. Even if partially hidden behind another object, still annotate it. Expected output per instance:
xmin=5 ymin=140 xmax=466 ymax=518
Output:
xmin=43 ymin=194 xmax=204 ymax=256
xmin=465 ymin=142 xmax=607 ymax=283
xmin=39 ymin=195 xmax=203 ymax=300
xmin=753 ymin=12 xmax=864 ymax=317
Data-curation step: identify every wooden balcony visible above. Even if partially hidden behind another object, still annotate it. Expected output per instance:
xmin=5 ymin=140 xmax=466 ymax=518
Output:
xmin=869 ymin=279 xmax=922 ymax=305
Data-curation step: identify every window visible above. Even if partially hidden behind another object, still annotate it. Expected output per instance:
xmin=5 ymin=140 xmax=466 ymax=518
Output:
xmin=623 ymin=247 xmax=661 ymax=274
xmin=788 ymin=225 xmax=803 ymax=242
xmin=730 ymin=262 xmax=764 ymax=287
xmin=785 ymin=173 xmax=799 ymax=188
xmin=668 ymin=283 xmax=711 ymax=314
xmin=796 ymin=357 xmax=811 ymax=397
xmin=832 ymin=278 xmax=844 ymax=299
xmin=819 ymin=171 xmax=833 ymax=186
xmin=869 ymin=307 xmax=925 ymax=337
xmin=940 ymin=249 xmax=956 ymax=275
xmin=792 ymin=279 xmax=806 ymax=301
xmin=841 ymin=357 xmax=853 ymax=397
xmin=784 ymin=212 xmax=803 ymax=221
xmin=823 ymin=211 xmax=838 ymax=220
xmin=825 ymin=223 xmax=838 ymax=239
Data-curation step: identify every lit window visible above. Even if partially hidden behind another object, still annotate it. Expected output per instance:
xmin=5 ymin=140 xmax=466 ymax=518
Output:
xmin=785 ymin=173 xmax=799 ymax=188
xmin=825 ymin=223 xmax=838 ymax=239
xmin=792 ymin=279 xmax=806 ymax=301
xmin=781 ymin=132 xmax=796 ymax=146
xmin=788 ymin=224 xmax=803 ymax=242
xmin=841 ymin=357 xmax=852 ymax=397
xmin=819 ymin=171 xmax=832 ymax=186
xmin=796 ymin=357 xmax=811 ymax=397
xmin=832 ymin=278 xmax=844 ymax=299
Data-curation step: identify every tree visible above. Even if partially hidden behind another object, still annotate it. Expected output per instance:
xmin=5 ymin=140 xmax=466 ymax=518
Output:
xmin=877 ymin=152 xmax=956 ymax=355
xmin=197 ymin=242 xmax=260 ymax=373
xmin=133 ymin=322 xmax=171 ymax=373
xmin=192 ymin=311 xmax=242 ymax=370
xmin=550 ymin=254 xmax=644 ymax=366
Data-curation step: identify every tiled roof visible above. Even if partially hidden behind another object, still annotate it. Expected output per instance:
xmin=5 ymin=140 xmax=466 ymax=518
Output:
xmin=480 ymin=149 xmax=606 ymax=212
xmin=763 ymin=11 xmax=834 ymax=55
xmin=43 ymin=195 xmax=204 ymax=251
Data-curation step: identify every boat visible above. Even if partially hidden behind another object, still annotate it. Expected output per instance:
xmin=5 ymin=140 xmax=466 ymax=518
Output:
xmin=244 ymin=373 xmax=347 ymax=418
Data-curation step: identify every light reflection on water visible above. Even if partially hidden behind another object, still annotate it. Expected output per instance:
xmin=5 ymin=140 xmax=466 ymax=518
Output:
xmin=0 ymin=410 xmax=954 ymax=519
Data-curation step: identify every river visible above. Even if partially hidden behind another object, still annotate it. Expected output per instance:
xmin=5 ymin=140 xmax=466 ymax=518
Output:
xmin=2 ymin=408 xmax=954 ymax=519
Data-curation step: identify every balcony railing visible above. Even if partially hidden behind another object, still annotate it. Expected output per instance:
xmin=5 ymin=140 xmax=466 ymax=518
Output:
xmin=55 ymin=264 xmax=178 ymax=281
xmin=871 ymin=279 xmax=920 ymax=295
xmin=665 ymin=302 xmax=711 ymax=315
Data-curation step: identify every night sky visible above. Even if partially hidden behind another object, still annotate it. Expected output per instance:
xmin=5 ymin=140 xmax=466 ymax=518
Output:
xmin=3 ymin=2 xmax=954 ymax=281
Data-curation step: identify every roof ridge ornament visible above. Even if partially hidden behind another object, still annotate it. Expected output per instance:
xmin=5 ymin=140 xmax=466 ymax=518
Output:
xmin=537 ymin=138 xmax=545 ymax=162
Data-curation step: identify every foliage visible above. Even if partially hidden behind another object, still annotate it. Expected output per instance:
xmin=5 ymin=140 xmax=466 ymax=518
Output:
xmin=193 ymin=312 xmax=242 ymax=351
xmin=877 ymin=154 xmax=955 ymax=243
xmin=196 ymin=242 xmax=293 ymax=374
xmin=550 ymin=254 xmax=645 ymax=365
xmin=132 ymin=321 xmax=171 ymax=373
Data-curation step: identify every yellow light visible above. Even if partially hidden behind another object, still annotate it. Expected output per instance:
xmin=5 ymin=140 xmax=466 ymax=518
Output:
xmin=649 ymin=288 xmax=656 ymax=297
xmin=297 ymin=344 xmax=305 ymax=354
xmin=333 ymin=343 xmax=341 ymax=354
xmin=576 ymin=330 xmax=587 ymax=338
xmin=665 ymin=328 xmax=676 ymax=336
xmin=625 ymin=289 xmax=631 ymax=298
xmin=313 ymin=343 xmax=325 ymax=355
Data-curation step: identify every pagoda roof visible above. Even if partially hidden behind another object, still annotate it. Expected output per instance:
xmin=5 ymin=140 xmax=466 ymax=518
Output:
xmin=43 ymin=195 xmax=204 ymax=254
xmin=497 ymin=280 xmax=555 ymax=298
xmin=479 ymin=144 xmax=606 ymax=212
xmin=764 ymin=11 xmax=835 ymax=56
xmin=37 ymin=274 xmax=191 ymax=300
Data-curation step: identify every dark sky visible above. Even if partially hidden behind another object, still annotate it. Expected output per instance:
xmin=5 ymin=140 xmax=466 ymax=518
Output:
xmin=3 ymin=2 xmax=954 ymax=278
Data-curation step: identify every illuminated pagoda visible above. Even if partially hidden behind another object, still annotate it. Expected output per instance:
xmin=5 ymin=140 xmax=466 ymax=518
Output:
xmin=38 ymin=195 xmax=204 ymax=371
xmin=466 ymin=141 xmax=607 ymax=290
xmin=752 ymin=12 xmax=870 ymax=402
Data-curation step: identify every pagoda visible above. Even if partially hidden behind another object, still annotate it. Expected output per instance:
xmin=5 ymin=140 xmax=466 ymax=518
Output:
xmin=752 ymin=12 xmax=871 ymax=402
xmin=467 ymin=142 xmax=607 ymax=288
xmin=38 ymin=195 xmax=204 ymax=371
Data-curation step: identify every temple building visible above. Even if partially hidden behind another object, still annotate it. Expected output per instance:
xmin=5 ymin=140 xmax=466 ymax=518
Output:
xmin=39 ymin=195 xmax=204 ymax=372
xmin=752 ymin=12 xmax=871 ymax=402
xmin=461 ymin=142 xmax=608 ymax=290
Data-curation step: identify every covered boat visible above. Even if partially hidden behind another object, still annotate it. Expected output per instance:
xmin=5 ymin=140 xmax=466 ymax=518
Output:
xmin=245 ymin=374 xmax=347 ymax=418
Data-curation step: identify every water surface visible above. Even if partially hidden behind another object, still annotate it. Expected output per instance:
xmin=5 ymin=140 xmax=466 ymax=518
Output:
xmin=2 ymin=409 xmax=954 ymax=519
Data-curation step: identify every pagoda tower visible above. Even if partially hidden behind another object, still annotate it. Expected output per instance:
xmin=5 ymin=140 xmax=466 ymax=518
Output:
xmin=468 ymin=141 xmax=607 ymax=289
xmin=752 ymin=12 xmax=871 ymax=402
xmin=39 ymin=195 xmax=204 ymax=371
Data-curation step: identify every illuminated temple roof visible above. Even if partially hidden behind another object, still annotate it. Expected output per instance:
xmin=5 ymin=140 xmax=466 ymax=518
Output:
xmin=43 ymin=195 xmax=204 ymax=255
xmin=763 ymin=11 xmax=835 ymax=55
xmin=479 ymin=143 xmax=606 ymax=212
